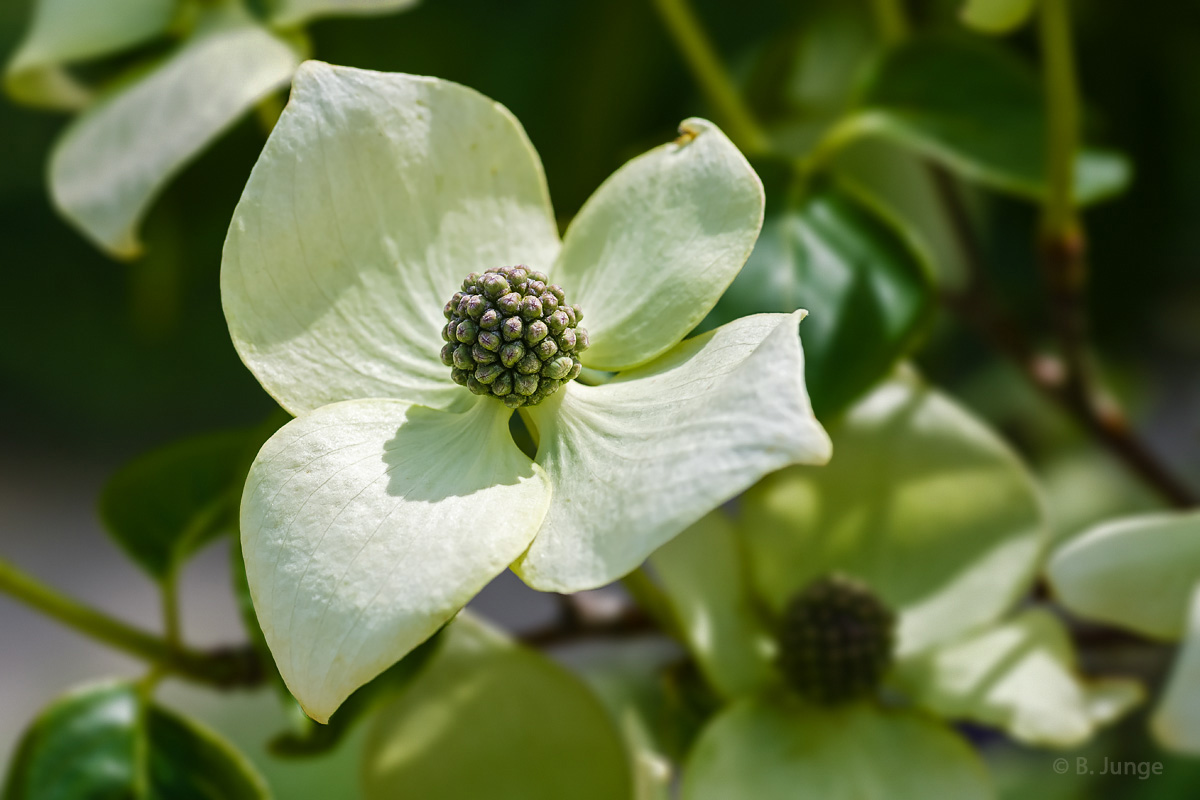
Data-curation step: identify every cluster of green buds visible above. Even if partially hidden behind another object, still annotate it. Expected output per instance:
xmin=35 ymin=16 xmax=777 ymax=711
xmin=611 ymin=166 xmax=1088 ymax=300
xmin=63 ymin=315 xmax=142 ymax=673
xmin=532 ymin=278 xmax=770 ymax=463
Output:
xmin=441 ymin=266 xmax=588 ymax=408
xmin=777 ymin=573 xmax=897 ymax=705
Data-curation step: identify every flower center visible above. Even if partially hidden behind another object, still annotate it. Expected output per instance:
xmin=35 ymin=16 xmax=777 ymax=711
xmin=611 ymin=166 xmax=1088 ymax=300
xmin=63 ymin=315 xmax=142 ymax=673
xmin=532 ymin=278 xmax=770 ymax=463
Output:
xmin=777 ymin=573 xmax=896 ymax=705
xmin=441 ymin=266 xmax=589 ymax=408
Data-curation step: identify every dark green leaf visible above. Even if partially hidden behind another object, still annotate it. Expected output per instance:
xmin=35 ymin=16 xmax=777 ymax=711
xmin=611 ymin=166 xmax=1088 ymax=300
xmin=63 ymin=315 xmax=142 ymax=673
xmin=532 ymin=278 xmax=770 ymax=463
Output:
xmin=853 ymin=35 xmax=1130 ymax=204
xmin=703 ymin=172 xmax=934 ymax=419
xmin=100 ymin=416 xmax=283 ymax=580
xmin=3 ymin=681 xmax=269 ymax=800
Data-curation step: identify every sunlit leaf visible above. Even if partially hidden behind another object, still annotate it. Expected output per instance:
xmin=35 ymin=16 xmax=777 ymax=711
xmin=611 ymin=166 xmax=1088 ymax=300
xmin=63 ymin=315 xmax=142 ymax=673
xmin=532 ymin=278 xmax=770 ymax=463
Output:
xmin=702 ymin=170 xmax=934 ymax=419
xmin=361 ymin=614 xmax=632 ymax=800
xmin=49 ymin=4 xmax=301 ymax=258
xmin=851 ymin=36 xmax=1129 ymax=205
xmin=3 ymin=682 xmax=268 ymax=799
xmin=960 ymin=0 xmax=1038 ymax=35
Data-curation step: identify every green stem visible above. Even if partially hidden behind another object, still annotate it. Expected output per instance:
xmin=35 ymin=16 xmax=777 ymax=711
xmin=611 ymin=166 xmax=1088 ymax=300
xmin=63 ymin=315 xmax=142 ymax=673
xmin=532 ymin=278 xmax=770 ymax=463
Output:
xmin=1038 ymin=0 xmax=1081 ymax=240
xmin=650 ymin=0 xmax=770 ymax=154
xmin=0 ymin=557 xmax=261 ymax=687
xmin=868 ymin=0 xmax=910 ymax=44
xmin=621 ymin=568 xmax=683 ymax=640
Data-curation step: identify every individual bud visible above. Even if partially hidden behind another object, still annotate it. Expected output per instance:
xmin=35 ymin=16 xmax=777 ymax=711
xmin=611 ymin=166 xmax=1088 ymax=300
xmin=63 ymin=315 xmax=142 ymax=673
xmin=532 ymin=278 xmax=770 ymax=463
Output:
xmin=514 ymin=373 xmax=540 ymax=396
xmin=465 ymin=295 xmax=487 ymax=319
xmin=516 ymin=353 xmax=542 ymax=375
xmin=539 ymin=293 xmax=559 ymax=314
xmin=500 ymin=342 xmax=525 ymax=368
xmin=574 ymin=328 xmax=590 ymax=352
xmin=491 ymin=371 xmax=514 ymax=396
xmin=527 ymin=280 xmax=547 ymax=297
xmin=566 ymin=361 xmax=583 ymax=380
xmin=501 ymin=317 xmax=524 ymax=341
xmin=482 ymin=273 xmax=510 ymax=299
xmin=563 ymin=305 xmax=577 ymax=326
xmin=467 ymin=376 xmax=490 ymax=396
xmin=479 ymin=309 xmax=502 ymax=330
xmin=520 ymin=295 xmax=543 ymax=320
xmin=572 ymin=304 xmax=584 ymax=322
xmin=504 ymin=393 xmax=527 ymax=408
xmin=549 ymin=284 xmax=566 ymax=304
xmin=451 ymin=368 xmax=470 ymax=386
xmin=509 ymin=267 xmax=528 ymax=285
xmin=498 ymin=292 xmax=523 ymax=315
xmin=528 ymin=270 xmax=549 ymax=284
xmin=542 ymin=356 xmax=574 ymax=380
xmin=547 ymin=310 xmax=570 ymax=334
xmin=472 ymin=343 xmax=497 ymax=364
xmin=558 ymin=328 xmax=577 ymax=351
xmin=477 ymin=331 xmax=501 ymax=352
xmin=440 ymin=343 xmax=456 ymax=366
xmin=475 ymin=363 xmax=505 ymax=384
xmin=525 ymin=320 xmax=549 ymax=345
xmin=441 ymin=323 xmax=453 ymax=342
xmin=455 ymin=319 xmax=478 ymax=344
xmin=462 ymin=272 xmax=481 ymax=291
xmin=452 ymin=345 xmax=475 ymax=370
xmin=535 ymin=338 xmax=558 ymax=360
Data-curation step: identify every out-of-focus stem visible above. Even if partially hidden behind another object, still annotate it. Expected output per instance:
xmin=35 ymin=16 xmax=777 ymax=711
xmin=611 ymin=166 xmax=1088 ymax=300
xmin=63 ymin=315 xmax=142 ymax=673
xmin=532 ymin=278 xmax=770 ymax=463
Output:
xmin=650 ymin=0 xmax=770 ymax=154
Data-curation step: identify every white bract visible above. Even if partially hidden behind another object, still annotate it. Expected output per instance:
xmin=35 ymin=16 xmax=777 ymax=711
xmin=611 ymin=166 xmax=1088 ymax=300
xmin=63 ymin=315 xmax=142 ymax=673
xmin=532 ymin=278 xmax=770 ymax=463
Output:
xmin=5 ymin=0 xmax=419 ymax=258
xmin=653 ymin=372 xmax=1142 ymax=799
xmin=221 ymin=62 xmax=831 ymax=723
xmin=1049 ymin=511 xmax=1200 ymax=753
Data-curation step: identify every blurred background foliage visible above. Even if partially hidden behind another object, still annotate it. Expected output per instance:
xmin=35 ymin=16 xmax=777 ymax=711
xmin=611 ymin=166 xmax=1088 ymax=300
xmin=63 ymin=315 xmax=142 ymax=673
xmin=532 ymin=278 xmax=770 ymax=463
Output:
xmin=2 ymin=0 xmax=1199 ymax=796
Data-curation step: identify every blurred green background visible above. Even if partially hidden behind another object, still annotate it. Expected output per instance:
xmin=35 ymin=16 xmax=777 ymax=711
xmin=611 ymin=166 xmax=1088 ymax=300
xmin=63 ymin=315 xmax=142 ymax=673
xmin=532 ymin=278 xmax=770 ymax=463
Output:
xmin=1 ymin=0 xmax=1198 ymax=796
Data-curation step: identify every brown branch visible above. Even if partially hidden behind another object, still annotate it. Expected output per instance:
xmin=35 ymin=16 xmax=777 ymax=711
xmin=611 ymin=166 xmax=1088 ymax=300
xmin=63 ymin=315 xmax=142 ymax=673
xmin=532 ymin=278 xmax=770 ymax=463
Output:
xmin=931 ymin=166 xmax=1196 ymax=508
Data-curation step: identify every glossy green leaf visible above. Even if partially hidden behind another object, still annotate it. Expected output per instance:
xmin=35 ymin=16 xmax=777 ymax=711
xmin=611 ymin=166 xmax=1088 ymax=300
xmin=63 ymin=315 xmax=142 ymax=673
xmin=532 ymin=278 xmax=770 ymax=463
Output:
xmin=739 ymin=371 xmax=1045 ymax=658
xmin=960 ymin=0 xmax=1037 ymax=34
xmin=3 ymin=682 xmax=268 ymax=800
xmin=1048 ymin=511 xmax=1200 ymax=640
xmin=50 ymin=4 xmax=301 ymax=258
xmin=4 ymin=0 xmax=175 ymax=109
xmin=897 ymin=608 xmax=1142 ymax=747
xmin=361 ymin=614 xmax=632 ymax=800
xmin=650 ymin=511 xmax=776 ymax=699
xmin=100 ymin=426 xmax=267 ymax=581
xmin=681 ymin=696 xmax=991 ymax=800
xmin=852 ymin=36 xmax=1129 ymax=205
xmin=702 ymin=175 xmax=934 ymax=419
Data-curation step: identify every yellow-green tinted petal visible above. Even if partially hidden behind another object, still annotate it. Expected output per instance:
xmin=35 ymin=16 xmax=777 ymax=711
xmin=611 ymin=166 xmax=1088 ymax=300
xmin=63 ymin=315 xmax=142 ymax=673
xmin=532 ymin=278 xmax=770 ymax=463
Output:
xmin=50 ymin=5 xmax=300 ymax=258
xmin=514 ymin=312 xmax=831 ymax=592
xmin=553 ymin=118 xmax=764 ymax=371
xmin=362 ymin=613 xmax=632 ymax=800
xmin=650 ymin=511 xmax=775 ymax=699
xmin=1048 ymin=511 xmax=1200 ymax=640
xmin=960 ymin=0 xmax=1038 ymax=34
xmin=1152 ymin=585 xmax=1200 ymax=754
xmin=222 ymin=62 xmax=560 ymax=415
xmin=241 ymin=398 xmax=550 ymax=723
xmin=5 ymin=0 xmax=175 ymax=109
xmin=740 ymin=371 xmax=1045 ymax=656
xmin=898 ymin=608 xmax=1142 ymax=747
xmin=682 ymin=697 xmax=992 ymax=800
xmin=271 ymin=0 xmax=420 ymax=27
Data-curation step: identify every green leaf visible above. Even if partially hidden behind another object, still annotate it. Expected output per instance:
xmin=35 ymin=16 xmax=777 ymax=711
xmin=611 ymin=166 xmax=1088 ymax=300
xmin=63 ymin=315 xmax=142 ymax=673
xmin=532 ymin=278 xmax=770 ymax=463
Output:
xmin=851 ymin=36 xmax=1130 ymax=205
xmin=897 ymin=608 xmax=1143 ymax=747
xmin=650 ymin=511 xmax=776 ymax=700
xmin=49 ymin=3 xmax=301 ymax=258
xmin=4 ymin=0 xmax=175 ymax=109
xmin=3 ymin=681 xmax=269 ymax=800
xmin=960 ymin=0 xmax=1038 ymax=35
xmin=100 ymin=427 xmax=265 ymax=581
xmin=739 ymin=370 xmax=1045 ymax=658
xmin=681 ymin=696 xmax=992 ymax=800
xmin=361 ymin=613 xmax=633 ymax=800
xmin=702 ymin=175 xmax=934 ymax=419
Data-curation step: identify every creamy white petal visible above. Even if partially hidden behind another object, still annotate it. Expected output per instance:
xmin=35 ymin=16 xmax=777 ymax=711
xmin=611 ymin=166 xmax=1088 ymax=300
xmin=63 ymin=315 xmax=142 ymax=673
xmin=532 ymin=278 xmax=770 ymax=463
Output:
xmin=552 ymin=118 xmax=764 ymax=371
xmin=514 ymin=312 xmax=830 ymax=592
xmin=272 ymin=0 xmax=421 ymax=27
xmin=241 ymin=398 xmax=550 ymax=722
xmin=49 ymin=5 xmax=300 ymax=258
xmin=222 ymin=62 xmax=560 ymax=414
xmin=1152 ymin=584 xmax=1200 ymax=754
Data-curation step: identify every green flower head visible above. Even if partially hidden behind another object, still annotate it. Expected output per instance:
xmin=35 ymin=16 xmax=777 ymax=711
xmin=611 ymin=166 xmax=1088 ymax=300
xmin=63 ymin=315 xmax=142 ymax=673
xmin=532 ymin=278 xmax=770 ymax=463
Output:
xmin=221 ymin=62 xmax=832 ymax=723
xmin=651 ymin=372 xmax=1143 ymax=799
xmin=1049 ymin=510 xmax=1200 ymax=754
